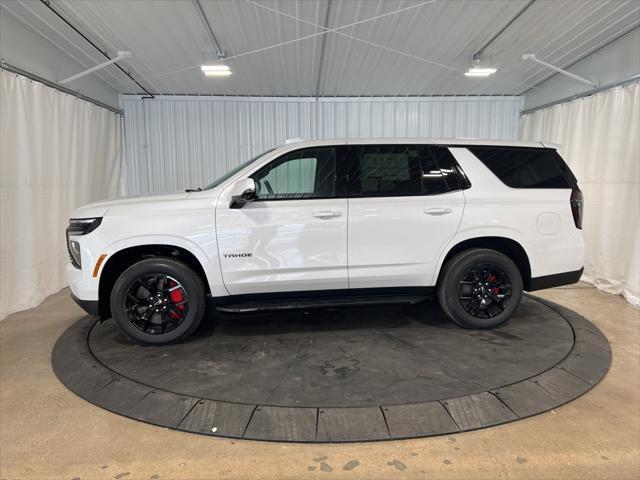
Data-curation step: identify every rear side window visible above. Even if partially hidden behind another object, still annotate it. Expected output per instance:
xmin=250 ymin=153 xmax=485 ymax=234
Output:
xmin=357 ymin=147 xmax=422 ymax=196
xmin=468 ymin=147 xmax=575 ymax=189
xmin=422 ymin=145 xmax=469 ymax=193
xmin=348 ymin=145 xmax=467 ymax=197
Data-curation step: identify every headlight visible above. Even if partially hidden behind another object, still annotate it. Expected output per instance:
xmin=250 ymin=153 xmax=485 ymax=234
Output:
xmin=68 ymin=240 xmax=81 ymax=268
xmin=66 ymin=218 xmax=102 ymax=268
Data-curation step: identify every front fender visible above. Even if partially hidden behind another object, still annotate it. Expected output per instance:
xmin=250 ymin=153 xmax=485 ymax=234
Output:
xmin=99 ymin=235 xmax=226 ymax=297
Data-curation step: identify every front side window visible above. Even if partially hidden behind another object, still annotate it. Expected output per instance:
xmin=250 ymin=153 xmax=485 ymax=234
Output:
xmin=203 ymin=148 xmax=275 ymax=190
xmin=348 ymin=145 xmax=465 ymax=197
xmin=202 ymin=148 xmax=275 ymax=190
xmin=252 ymin=147 xmax=337 ymax=200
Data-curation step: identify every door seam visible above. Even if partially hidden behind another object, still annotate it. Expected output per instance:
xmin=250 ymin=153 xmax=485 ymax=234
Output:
xmin=346 ymin=196 xmax=351 ymax=289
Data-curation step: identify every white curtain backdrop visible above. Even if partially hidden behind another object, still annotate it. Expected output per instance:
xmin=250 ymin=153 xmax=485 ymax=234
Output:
xmin=521 ymin=82 xmax=640 ymax=305
xmin=122 ymin=95 xmax=521 ymax=195
xmin=0 ymin=70 xmax=125 ymax=319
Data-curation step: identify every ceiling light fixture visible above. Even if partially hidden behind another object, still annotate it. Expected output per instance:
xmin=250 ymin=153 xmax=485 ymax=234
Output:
xmin=465 ymin=57 xmax=497 ymax=78
xmin=201 ymin=64 xmax=232 ymax=77
xmin=465 ymin=66 xmax=497 ymax=77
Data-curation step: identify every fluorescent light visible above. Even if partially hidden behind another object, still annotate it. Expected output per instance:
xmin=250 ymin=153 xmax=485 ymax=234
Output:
xmin=201 ymin=64 xmax=232 ymax=77
xmin=204 ymin=71 xmax=232 ymax=77
xmin=464 ymin=66 xmax=497 ymax=77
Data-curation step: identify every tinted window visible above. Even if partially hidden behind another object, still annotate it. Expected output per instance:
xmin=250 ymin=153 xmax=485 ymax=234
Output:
xmin=203 ymin=148 xmax=275 ymax=190
xmin=549 ymin=149 xmax=578 ymax=186
xmin=357 ymin=146 xmax=422 ymax=196
xmin=252 ymin=147 xmax=337 ymax=200
xmin=421 ymin=145 xmax=463 ymax=194
xmin=348 ymin=145 xmax=465 ymax=197
xmin=469 ymin=147 xmax=573 ymax=188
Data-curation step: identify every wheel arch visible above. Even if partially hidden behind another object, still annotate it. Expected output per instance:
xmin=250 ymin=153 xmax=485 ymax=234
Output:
xmin=435 ymin=236 xmax=532 ymax=290
xmin=98 ymin=244 xmax=211 ymax=319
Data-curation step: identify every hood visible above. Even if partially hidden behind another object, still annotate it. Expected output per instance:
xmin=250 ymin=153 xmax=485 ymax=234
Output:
xmin=70 ymin=192 xmax=192 ymax=218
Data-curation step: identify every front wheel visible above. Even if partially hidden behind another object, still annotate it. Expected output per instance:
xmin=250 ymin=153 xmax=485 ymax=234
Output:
xmin=437 ymin=248 xmax=523 ymax=329
xmin=110 ymin=258 xmax=206 ymax=345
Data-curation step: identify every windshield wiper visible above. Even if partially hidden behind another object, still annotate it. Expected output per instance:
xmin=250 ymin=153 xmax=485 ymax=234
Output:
xmin=185 ymin=187 xmax=202 ymax=192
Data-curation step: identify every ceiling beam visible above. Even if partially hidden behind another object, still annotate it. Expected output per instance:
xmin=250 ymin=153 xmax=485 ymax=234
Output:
xmin=314 ymin=0 xmax=332 ymax=98
xmin=472 ymin=0 xmax=536 ymax=60
xmin=517 ymin=23 xmax=640 ymax=95
xmin=59 ymin=50 xmax=132 ymax=84
xmin=38 ymin=0 xmax=154 ymax=97
xmin=522 ymin=54 xmax=598 ymax=88
xmin=192 ymin=0 xmax=226 ymax=58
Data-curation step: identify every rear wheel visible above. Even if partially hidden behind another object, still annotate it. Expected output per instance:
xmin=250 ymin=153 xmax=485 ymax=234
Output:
xmin=110 ymin=258 xmax=206 ymax=345
xmin=438 ymin=248 xmax=523 ymax=329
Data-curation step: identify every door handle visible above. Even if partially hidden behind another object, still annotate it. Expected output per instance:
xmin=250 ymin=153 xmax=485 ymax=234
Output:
xmin=424 ymin=207 xmax=453 ymax=216
xmin=313 ymin=211 xmax=342 ymax=219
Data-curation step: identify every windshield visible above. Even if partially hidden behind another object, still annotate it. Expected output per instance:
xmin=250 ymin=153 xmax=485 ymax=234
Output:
xmin=203 ymin=148 xmax=276 ymax=190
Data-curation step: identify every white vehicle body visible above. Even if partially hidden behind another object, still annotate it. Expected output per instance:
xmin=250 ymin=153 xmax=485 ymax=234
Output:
xmin=66 ymin=138 xmax=584 ymax=324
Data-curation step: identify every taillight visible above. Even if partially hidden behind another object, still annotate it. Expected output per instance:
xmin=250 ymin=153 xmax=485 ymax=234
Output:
xmin=570 ymin=188 xmax=583 ymax=229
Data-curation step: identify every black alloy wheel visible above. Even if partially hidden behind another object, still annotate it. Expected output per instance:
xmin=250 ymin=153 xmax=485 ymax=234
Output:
xmin=457 ymin=263 xmax=512 ymax=319
xmin=437 ymin=248 xmax=523 ymax=329
xmin=124 ymin=274 xmax=189 ymax=335
xmin=111 ymin=258 xmax=206 ymax=345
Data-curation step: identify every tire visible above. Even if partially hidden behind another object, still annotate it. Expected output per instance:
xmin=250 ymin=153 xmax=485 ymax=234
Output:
xmin=437 ymin=248 xmax=523 ymax=329
xmin=110 ymin=257 xmax=206 ymax=345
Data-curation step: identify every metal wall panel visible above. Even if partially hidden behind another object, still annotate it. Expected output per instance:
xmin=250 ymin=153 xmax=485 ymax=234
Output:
xmin=122 ymin=95 xmax=521 ymax=195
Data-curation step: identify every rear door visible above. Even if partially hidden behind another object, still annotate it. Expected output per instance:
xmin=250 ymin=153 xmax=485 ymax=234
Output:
xmin=346 ymin=144 xmax=466 ymax=288
xmin=216 ymin=145 xmax=349 ymax=295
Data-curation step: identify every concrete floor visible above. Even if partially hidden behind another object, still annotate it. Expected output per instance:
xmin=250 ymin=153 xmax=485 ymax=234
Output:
xmin=1 ymin=285 xmax=638 ymax=480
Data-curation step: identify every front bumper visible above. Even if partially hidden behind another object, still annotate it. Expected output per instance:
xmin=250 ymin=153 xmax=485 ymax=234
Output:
xmin=70 ymin=292 xmax=99 ymax=316
xmin=65 ymin=262 xmax=100 ymax=316
xmin=65 ymin=262 xmax=98 ymax=299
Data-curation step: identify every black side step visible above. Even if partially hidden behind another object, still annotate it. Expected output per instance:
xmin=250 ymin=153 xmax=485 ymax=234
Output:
xmin=215 ymin=294 xmax=428 ymax=313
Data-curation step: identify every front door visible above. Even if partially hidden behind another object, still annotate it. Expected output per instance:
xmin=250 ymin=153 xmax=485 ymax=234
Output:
xmin=216 ymin=146 xmax=348 ymax=295
xmin=346 ymin=144 xmax=466 ymax=288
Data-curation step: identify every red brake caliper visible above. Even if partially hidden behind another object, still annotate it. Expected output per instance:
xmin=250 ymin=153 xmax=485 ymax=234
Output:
xmin=168 ymin=280 xmax=185 ymax=319
xmin=488 ymin=274 xmax=501 ymax=295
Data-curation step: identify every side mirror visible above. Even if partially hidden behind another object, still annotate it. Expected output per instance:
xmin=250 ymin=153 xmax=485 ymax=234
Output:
xmin=229 ymin=178 xmax=257 ymax=209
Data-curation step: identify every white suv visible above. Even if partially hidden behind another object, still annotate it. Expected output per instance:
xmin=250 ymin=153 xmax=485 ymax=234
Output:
xmin=66 ymin=139 xmax=584 ymax=344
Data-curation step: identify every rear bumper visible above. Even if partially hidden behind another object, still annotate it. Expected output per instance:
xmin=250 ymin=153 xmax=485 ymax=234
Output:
xmin=70 ymin=292 xmax=100 ymax=316
xmin=527 ymin=267 xmax=583 ymax=292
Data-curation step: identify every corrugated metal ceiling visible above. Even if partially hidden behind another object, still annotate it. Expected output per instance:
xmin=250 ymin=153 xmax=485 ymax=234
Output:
xmin=3 ymin=0 xmax=639 ymax=96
